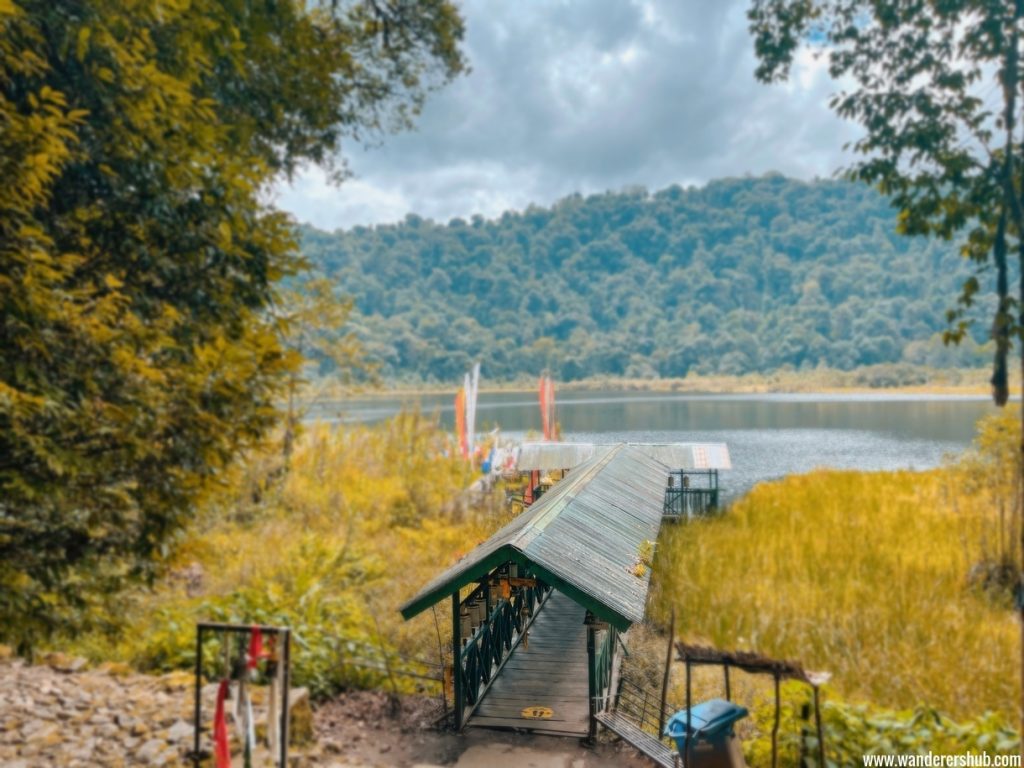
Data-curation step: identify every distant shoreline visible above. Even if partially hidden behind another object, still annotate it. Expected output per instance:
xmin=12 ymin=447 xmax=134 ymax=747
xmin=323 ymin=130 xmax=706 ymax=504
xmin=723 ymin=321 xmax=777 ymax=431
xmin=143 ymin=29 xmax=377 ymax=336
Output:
xmin=316 ymin=366 xmax=1006 ymax=399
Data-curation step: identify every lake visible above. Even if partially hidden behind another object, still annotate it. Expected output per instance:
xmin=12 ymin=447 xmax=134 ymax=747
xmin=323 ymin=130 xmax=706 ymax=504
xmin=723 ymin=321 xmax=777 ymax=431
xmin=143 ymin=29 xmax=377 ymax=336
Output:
xmin=308 ymin=391 xmax=1002 ymax=498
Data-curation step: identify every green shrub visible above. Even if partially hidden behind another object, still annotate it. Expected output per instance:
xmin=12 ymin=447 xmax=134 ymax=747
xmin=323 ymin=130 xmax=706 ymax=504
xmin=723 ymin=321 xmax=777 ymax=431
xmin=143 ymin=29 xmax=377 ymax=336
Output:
xmin=746 ymin=682 xmax=1020 ymax=767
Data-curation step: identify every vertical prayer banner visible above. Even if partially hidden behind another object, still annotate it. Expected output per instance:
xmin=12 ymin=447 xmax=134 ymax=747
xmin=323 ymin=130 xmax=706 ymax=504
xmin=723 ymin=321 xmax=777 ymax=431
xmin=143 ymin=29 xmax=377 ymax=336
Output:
xmin=454 ymin=363 xmax=481 ymax=460
xmin=538 ymin=374 xmax=556 ymax=440
xmin=455 ymin=387 xmax=467 ymax=458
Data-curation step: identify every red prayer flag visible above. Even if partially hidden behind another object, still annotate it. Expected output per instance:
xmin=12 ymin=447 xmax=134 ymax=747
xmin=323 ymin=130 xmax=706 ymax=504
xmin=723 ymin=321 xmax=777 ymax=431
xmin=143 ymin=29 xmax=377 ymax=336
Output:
xmin=455 ymin=388 xmax=468 ymax=458
xmin=214 ymin=679 xmax=231 ymax=768
xmin=247 ymin=626 xmax=263 ymax=670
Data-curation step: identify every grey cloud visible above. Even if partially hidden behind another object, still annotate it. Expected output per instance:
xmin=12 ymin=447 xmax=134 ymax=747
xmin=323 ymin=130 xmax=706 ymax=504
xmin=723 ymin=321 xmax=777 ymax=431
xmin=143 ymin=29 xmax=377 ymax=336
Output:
xmin=275 ymin=0 xmax=860 ymax=230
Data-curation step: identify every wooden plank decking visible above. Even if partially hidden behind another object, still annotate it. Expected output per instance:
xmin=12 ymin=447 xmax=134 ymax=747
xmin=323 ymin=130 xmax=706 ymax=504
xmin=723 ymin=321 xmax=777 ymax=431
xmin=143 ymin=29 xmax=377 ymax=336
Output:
xmin=467 ymin=590 xmax=590 ymax=737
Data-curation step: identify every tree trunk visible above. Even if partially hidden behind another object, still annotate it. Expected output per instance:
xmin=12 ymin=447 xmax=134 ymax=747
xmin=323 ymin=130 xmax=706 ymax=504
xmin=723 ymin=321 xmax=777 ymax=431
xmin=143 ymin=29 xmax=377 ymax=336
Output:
xmin=283 ymin=371 xmax=297 ymax=463
xmin=997 ymin=8 xmax=1022 ymax=749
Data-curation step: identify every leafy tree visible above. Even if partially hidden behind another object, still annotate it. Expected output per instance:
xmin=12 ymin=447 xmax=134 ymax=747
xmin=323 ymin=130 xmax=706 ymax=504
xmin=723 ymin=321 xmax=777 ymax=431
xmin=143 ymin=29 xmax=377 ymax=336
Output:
xmin=274 ymin=277 xmax=375 ymax=462
xmin=748 ymin=0 xmax=1024 ymax=741
xmin=0 ymin=0 xmax=464 ymax=651
xmin=300 ymin=175 xmax=988 ymax=384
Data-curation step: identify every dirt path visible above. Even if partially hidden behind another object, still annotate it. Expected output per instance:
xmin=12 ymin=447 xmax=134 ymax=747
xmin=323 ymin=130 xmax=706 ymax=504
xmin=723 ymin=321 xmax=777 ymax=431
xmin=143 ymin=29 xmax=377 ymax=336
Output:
xmin=314 ymin=692 xmax=654 ymax=767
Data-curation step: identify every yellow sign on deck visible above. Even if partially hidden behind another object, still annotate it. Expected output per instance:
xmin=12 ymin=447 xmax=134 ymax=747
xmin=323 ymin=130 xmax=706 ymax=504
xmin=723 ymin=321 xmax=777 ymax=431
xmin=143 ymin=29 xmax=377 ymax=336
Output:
xmin=521 ymin=705 xmax=554 ymax=720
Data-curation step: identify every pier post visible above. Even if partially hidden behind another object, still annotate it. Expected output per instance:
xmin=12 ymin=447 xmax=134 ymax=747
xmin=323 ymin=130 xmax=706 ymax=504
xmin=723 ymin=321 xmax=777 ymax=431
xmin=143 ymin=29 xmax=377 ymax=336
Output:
xmin=452 ymin=591 xmax=463 ymax=731
xmin=586 ymin=619 xmax=597 ymax=743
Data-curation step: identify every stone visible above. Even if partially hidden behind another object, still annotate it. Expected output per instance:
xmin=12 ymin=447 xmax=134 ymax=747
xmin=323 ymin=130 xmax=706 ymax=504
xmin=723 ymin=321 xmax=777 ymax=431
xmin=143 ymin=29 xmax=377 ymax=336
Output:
xmin=69 ymin=739 xmax=97 ymax=761
xmin=0 ymin=656 xmax=327 ymax=768
xmin=26 ymin=724 xmax=60 ymax=748
xmin=97 ymin=661 xmax=134 ymax=677
xmin=130 ymin=721 xmax=150 ymax=737
xmin=165 ymin=719 xmax=194 ymax=742
xmin=43 ymin=653 xmax=88 ymax=673
xmin=288 ymin=687 xmax=315 ymax=746
xmin=115 ymin=713 xmax=139 ymax=728
xmin=159 ymin=670 xmax=193 ymax=692
xmin=23 ymin=719 xmax=55 ymax=738
xmin=135 ymin=738 xmax=166 ymax=762
xmin=42 ymin=652 xmax=71 ymax=670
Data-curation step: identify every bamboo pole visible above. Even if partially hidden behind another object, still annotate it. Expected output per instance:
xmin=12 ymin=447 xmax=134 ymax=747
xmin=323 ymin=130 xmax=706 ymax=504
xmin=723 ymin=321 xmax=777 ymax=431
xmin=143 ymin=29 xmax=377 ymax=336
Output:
xmin=813 ymin=684 xmax=825 ymax=768
xmin=658 ymin=608 xmax=675 ymax=737
xmin=772 ymin=673 xmax=781 ymax=768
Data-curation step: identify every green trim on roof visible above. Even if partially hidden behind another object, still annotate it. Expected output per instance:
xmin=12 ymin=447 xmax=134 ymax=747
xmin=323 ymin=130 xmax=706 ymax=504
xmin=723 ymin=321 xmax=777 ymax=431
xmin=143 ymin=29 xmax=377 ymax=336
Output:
xmin=397 ymin=444 xmax=669 ymax=632
xmin=398 ymin=545 xmax=529 ymax=621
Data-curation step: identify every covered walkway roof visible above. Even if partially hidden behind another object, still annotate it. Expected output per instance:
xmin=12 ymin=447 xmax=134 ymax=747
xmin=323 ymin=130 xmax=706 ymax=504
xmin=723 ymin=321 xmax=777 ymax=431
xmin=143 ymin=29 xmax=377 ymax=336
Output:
xmin=516 ymin=441 xmax=731 ymax=472
xmin=399 ymin=444 xmax=670 ymax=632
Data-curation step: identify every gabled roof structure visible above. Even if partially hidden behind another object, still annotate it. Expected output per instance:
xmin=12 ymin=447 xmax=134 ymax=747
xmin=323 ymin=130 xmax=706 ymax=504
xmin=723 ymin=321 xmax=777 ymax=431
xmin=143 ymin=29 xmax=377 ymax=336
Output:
xmin=399 ymin=444 xmax=670 ymax=631
xmin=516 ymin=441 xmax=732 ymax=472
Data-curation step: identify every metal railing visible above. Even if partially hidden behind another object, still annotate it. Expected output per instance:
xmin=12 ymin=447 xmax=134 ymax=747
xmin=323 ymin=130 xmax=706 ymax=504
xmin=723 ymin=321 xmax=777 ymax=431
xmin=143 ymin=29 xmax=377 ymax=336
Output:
xmin=614 ymin=675 xmax=678 ymax=744
xmin=592 ymin=625 xmax=618 ymax=714
xmin=459 ymin=580 xmax=550 ymax=709
xmin=663 ymin=470 xmax=720 ymax=519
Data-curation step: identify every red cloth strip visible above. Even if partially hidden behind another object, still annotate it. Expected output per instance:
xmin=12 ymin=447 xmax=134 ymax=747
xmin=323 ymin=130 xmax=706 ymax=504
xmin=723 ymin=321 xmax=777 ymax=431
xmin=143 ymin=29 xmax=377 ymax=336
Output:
xmin=247 ymin=626 xmax=264 ymax=670
xmin=214 ymin=679 xmax=231 ymax=768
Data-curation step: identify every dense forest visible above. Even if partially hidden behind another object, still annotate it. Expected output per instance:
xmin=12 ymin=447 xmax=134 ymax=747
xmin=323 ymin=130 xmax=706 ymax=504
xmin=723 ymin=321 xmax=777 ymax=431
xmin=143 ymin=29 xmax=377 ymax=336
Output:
xmin=302 ymin=175 xmax=993 ymax=382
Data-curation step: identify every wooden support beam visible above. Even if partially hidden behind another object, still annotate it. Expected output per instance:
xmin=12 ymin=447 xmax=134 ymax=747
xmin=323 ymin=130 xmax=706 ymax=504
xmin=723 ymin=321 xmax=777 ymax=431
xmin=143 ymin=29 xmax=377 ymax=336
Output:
xmin=586 ymin=622 xmax=597 ymax=744
xmin=813 ymin=685 xmax=825 ymax=768
xmin=658 ymin=608 xmax=675 ymax=737
xmin=452 ymin=591 xmax=463 ymax=731
xmin=772 ymin=673 xmax=781 ymax=768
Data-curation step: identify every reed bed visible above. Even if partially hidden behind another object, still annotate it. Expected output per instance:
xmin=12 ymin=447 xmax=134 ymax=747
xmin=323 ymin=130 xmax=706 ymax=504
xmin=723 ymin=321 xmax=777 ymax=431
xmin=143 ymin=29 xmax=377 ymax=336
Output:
xmin=648 ymin=468 xmax=1017 ymax=720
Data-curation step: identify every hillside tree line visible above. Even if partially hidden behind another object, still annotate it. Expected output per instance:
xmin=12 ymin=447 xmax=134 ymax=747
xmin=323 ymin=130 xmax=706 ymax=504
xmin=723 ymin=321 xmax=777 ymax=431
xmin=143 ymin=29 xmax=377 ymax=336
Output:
xmin=303 ymin=175 xmax=995 ymax=383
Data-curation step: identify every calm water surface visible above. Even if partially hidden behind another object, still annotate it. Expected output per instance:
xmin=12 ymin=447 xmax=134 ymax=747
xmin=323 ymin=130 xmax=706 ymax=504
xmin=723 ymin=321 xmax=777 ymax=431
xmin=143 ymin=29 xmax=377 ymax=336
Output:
xmin=309 ymin=391 xmax=1001 ymax=498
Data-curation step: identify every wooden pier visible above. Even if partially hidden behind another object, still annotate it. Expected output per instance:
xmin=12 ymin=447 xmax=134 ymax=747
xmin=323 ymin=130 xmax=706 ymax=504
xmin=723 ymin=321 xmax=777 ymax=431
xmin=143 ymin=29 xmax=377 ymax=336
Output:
xmin=398 ymin=442 xmax=733 ymax=765
xmin=468 ymin=590 xmax=589 ymax=736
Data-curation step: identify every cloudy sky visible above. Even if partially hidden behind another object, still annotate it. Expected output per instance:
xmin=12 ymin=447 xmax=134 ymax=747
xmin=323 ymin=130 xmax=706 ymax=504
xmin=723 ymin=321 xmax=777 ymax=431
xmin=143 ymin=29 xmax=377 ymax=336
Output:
xmin=274 ymin=0 xmax=860 ymax=231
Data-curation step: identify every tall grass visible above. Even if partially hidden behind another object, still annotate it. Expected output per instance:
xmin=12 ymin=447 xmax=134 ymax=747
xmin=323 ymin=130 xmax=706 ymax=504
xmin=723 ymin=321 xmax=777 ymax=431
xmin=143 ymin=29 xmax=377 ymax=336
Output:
xmin=61 ymin=411 xmax=497 ymax=698
xmin=648 ymin=468 xmax=1017 ymax=720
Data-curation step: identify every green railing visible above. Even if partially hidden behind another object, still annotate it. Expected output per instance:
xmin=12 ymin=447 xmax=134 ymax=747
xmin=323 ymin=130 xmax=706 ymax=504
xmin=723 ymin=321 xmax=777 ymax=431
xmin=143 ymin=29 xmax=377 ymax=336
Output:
xmin=459 ymin=579 xmax=550 ymax=709
xmin=592 ymin=625 xmax=617 ymax=714
xmin=663 ymin=470 xmax=720 ymax=519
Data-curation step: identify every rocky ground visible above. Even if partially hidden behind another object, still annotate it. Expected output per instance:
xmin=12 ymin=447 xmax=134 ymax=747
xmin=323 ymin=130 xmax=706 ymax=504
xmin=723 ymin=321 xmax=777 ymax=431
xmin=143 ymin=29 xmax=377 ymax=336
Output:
xmin=0 ymin=651 xmax=653 ymax=767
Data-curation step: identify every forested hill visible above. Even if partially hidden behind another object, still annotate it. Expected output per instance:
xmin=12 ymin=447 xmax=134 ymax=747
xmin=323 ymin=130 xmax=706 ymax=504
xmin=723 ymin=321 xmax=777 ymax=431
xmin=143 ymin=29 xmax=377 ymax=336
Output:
xmin=300 ymin=174 xmax=991 ymax=383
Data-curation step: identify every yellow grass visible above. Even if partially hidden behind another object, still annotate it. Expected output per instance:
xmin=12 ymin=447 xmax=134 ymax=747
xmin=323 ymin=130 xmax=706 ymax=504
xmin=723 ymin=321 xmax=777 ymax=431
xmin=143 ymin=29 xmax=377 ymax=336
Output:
xmin=648 ymin=469 xmax=1018 ymax=720
xmin=63 ymin=412 xmax=501 ymax=697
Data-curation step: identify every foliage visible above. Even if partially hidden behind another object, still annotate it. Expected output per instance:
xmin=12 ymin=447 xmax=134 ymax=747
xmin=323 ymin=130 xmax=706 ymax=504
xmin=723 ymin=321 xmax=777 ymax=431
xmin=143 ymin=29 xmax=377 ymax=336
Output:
xmin=954 ymin=407 xmax=1023 ymax=594
xmin=273 ymin=274 xmax=376 ymax=460
xmin=748 ymin=1 xmax=1024 ymax=403
xmin=548 ymin=364 xmax=1001 ymax=394
xmin=59 ymin=412 xmax=489 ymax=700
xmin=300 ymin=175 xmax=995 ymax=383
xmin=744 ymin=681 xmax=1019 ymax=767
xmin=648 ymin=467 xmax=1017 ymax=720
xmin=0 ymin=0 xmax=465 ymax=652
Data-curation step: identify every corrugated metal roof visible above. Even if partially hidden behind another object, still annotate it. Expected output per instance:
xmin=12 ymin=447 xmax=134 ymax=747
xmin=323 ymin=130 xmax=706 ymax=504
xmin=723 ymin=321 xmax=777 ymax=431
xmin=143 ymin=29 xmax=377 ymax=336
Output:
xmin=516 ymin=442 xmax=600 ymax=470
xmin=399 ymin=444 xmax=670 ymax=631
xmin=517 ymin=442 xmax=732 ymax=471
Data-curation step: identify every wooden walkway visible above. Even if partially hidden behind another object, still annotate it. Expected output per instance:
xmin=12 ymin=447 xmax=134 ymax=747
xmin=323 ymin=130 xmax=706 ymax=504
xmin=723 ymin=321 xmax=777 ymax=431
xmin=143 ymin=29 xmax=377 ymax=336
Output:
xmin=467 ymin=590 xmax=590 ymax=736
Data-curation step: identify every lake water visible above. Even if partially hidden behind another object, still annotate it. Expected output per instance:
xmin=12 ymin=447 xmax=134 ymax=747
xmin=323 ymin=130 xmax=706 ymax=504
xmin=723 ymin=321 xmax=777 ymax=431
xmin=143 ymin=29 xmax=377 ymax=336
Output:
xmin=308 ymin=391 xmax=1002 ymax=499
